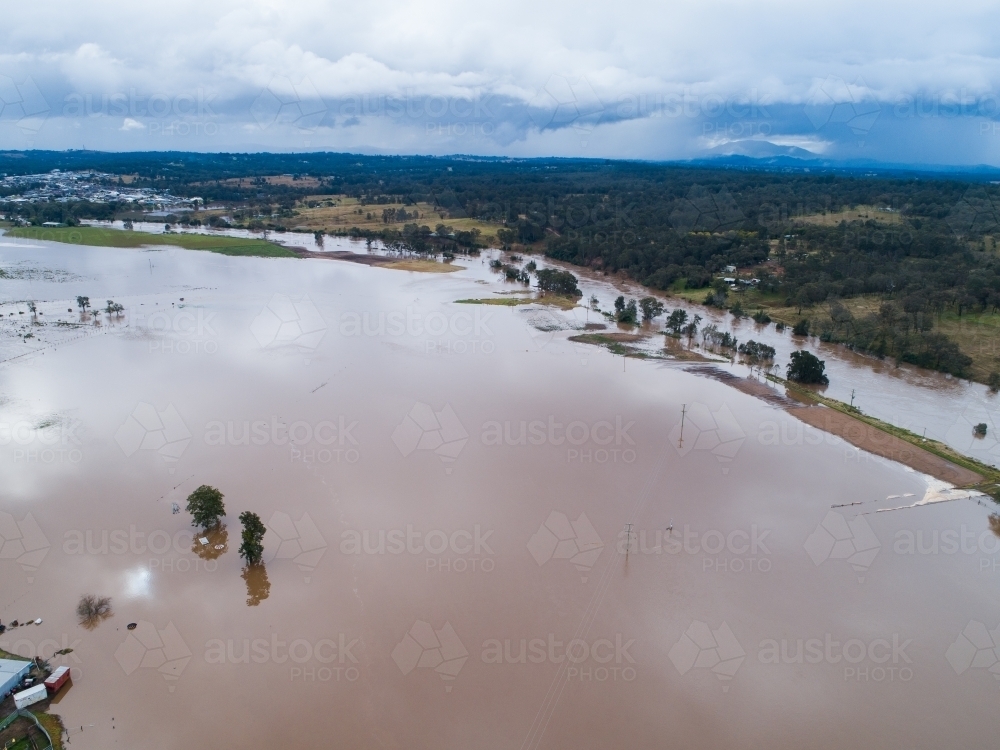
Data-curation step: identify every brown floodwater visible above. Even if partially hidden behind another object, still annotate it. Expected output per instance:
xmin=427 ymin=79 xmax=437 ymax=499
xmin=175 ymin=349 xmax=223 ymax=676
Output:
xmin=1 ymin=235 xmax=1000 ymax=749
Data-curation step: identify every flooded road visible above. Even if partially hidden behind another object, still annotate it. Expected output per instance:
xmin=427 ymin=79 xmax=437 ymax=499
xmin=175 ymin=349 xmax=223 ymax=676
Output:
xmin=1 ymin=236 xmax=999 ymax=749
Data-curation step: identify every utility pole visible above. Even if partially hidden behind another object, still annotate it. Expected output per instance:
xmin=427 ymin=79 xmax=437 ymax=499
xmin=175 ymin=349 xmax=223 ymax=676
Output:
xmin=624 ymin=523 xmax=634 ymax=560
xmin=678 ymin=404 xmax=687 ymax=449
xmin=850 ymin=389 xmax=856 ymax=408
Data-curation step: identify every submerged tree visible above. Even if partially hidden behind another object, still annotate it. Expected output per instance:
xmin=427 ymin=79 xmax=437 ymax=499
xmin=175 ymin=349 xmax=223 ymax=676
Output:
xmin=238 ymin=511 xmax=267 ymax=565
xmin=76 ymin=295 xmax=90 ymax=313
xmin=77 ymin=594 xmax=113 ymax=629
xmin=535 ymin=268 xmax=580 ymax=296
xmin=615 ymin=297 xmax=638 ymax=325
xmin=666 ymin=308 xmax=689 ymax=334
xmin=787 ymin=350 xmax=829 ymax=384
xmin=186 ymin=485 xmax=226 ymax=530
xmin=639 ymin=296 xmax=665 ymax=323
xmin=683 ymin=314 xmax=702 ymax=343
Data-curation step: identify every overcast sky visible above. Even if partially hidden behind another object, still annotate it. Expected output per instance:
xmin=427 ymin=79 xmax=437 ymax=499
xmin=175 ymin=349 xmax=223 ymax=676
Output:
xmin=2 ymin=0 xmax=1000 ymax=165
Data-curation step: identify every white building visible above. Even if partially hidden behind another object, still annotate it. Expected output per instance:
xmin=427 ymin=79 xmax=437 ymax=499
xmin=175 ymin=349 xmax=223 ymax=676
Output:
xmin=13 ymin=683 xmax=47 ymax=709
xmin=0 ymin=657 xmax=32 ymax=698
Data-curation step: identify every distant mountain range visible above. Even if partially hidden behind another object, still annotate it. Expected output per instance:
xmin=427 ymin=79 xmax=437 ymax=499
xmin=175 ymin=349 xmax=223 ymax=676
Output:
xmin=678 ymin=140 xmax=1000 ymax=179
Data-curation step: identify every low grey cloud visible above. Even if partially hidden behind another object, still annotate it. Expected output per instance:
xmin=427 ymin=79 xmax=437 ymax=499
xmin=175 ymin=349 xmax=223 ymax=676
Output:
xmin=2 ymin=0 xmax=1000 ymax=163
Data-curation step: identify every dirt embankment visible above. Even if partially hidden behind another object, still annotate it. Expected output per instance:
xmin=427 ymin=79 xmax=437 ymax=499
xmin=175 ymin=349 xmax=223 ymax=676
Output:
xmin=788 ymin=406 xmax=984 ymax=485
xmin=673 ymin=363 xmax=987 ymax=485
xmin=290 ymin=250 xmax=459 ymax=273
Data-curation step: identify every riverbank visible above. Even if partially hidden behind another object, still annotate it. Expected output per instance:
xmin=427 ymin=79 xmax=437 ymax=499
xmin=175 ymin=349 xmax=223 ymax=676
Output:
xmin=774 ymin=375 xmax=999 ymax=488
xmin=3 ymin=226 xmax=295 ymax=258
xmin=565 ymin=330 xmax=999 ymax=490
xmin=290 ymin=249 xmax=459 ymax=272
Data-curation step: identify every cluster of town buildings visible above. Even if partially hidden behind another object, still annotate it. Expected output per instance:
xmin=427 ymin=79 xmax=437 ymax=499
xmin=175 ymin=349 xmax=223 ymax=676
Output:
xmin=1 ymin=170 xmax=197 ymax=211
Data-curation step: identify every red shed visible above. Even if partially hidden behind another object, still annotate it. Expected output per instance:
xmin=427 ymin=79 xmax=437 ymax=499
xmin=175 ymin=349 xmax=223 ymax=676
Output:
xmin=44 ymin=666 xmax=70 ymax=694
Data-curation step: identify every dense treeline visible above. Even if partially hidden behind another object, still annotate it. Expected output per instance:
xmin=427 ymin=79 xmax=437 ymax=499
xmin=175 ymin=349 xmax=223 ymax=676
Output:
xmin=4 ymin=150 xmax=1000 ymax=377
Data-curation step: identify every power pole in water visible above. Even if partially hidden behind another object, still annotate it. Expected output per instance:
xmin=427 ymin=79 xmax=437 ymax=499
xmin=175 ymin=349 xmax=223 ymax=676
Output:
xmin=624 ymin=523 xmax=634 ymax=560
xmin=850 ymin=389 xmax=856 ymax=408
xmin=677 ymin=404 xmax=687 ymax=449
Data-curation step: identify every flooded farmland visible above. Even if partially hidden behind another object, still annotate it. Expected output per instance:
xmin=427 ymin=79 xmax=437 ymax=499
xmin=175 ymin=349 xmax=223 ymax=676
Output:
xmin=2 ymin=234 xmax=1000 ymax=749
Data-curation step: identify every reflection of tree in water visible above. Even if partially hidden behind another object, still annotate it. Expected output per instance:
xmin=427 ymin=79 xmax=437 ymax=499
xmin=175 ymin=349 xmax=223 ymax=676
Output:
xmin=77 ymin=594 xmax=113 ymax=630
xmin=242 ymin=564 xmax=270 ymax=606
xmin=191 ymin=523 xmax=228 ymax=560
xmin=989 ymin=513 xmax=1000 ymax=539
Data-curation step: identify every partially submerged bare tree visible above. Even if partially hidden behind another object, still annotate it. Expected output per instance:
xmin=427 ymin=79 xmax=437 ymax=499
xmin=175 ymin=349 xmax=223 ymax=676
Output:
xmin=77 ymin=594 xmax=113 ymax=629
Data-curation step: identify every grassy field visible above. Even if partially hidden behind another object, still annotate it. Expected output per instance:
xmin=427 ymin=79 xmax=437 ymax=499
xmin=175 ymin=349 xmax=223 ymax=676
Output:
xmin=290 ymin=196 xmax=499 ymax=239
xmin=792 ymin=204 xmax=904 ymax=227
xmin=4 ymin=226 xmax=297 ymax=258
